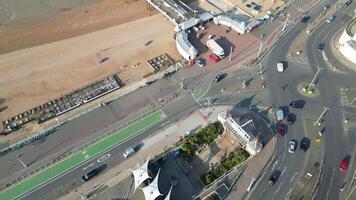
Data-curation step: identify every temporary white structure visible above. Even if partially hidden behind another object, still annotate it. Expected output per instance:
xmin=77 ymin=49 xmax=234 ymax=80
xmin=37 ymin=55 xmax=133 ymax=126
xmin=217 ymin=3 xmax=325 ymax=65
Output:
xmin=142 ymin=169 xmax=162 ymax=200
xmin=132 ymin=158 xmax=150 ymax=191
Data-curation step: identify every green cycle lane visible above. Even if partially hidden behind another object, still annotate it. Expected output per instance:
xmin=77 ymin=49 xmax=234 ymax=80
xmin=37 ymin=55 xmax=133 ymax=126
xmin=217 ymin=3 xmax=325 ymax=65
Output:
xmin=192 ymin=82 xmax=210 ymax=100
xmin=0 ymin=110 xmax=166 ymax=200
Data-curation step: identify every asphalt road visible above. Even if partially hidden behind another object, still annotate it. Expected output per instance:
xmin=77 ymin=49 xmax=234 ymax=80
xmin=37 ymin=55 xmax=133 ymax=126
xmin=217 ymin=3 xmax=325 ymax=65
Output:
xmin=305 ymin=1 xmax=356 ymax=200
xmin=17 ymin=63 xmax=266 ymax=199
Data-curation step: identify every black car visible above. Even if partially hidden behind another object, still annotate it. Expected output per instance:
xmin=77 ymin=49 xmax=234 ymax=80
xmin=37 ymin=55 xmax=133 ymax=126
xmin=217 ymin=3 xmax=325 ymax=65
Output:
xmin=269 ymin=170 xmax=281 ymax=185
xmin=214 ymin=74 xmax=226 ymax=82
xmin=300 ymin=139 xmax=308 ymax=151
xmin=317 ymin=43 xmax=325 ymax=51
xmin=289 ymin=100 xmax=304 ymax=109
xmin=81 ymin=165 xmax=106 ymax=182
xmin=301 ymin=16 xmax=310 ymax=23
xmin=286 ymin=113 xmax=295 ymax=124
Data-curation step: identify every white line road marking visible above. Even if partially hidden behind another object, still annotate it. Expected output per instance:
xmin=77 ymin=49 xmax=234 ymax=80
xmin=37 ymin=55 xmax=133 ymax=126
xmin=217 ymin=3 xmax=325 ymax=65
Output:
xmin=326 ymin=168 xmax=336 ymax=200
xmin=160 ymin=120 xmax=170 ymax=127
xmin=275 ymin=181 xmax=283 ymax=194
xmin=82 ymin=163 xmax=95 ymax=171
xmin=282 ymin=166 xmax=287 ymax=175
xmin=97 ymin=153 xmax=111 ymax=163
xmin=272 ymin=160 xmax=279 ymax=170
xmin=290 ymin=172 xmax=299 ymax=182
xmin=282 ymin=153 xmax=286 ymax=161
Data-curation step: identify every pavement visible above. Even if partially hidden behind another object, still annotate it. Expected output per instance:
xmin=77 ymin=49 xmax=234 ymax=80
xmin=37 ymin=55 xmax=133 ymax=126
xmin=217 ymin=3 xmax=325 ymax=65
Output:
xmin=226 ymin=136 xmax=276 ymax=200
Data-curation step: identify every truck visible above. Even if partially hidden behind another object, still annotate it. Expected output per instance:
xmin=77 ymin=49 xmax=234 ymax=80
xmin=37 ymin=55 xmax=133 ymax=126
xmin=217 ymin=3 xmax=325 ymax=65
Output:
xmin=207 ymin=39 xmax=225 ymax=59
xmin=276 ymin=108 xmax=284 ymax=121
xmin=276 ymin=62 xmax=284 ymax=72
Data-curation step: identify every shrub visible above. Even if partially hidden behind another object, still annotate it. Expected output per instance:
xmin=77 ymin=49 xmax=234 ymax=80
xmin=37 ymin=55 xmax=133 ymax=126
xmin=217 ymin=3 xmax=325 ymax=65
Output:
xmin=180 ymin=121 xmax=224 ymax=157
xmin=201 ymin=149 xmax=249 ymax=186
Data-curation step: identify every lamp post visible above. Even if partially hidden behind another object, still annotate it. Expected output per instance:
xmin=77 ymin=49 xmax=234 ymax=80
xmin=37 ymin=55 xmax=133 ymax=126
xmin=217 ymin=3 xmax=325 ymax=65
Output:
xmin=307 ymin=66 xmax=323 ymax=92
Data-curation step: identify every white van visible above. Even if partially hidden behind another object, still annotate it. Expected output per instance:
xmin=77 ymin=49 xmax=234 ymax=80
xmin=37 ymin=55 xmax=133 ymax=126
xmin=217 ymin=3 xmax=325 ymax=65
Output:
xmin=326 ymin=15 xmax=335 ymax=23
xmin=276 ymin=62 xmax=284 ymax=72
xmin=123 ymin=147 xmax=136 ymax=158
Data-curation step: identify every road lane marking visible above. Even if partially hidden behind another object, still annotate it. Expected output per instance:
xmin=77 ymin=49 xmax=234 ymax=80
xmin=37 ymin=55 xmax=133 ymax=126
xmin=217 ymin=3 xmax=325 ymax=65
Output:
xmin=275 ymin=181 xmax=283 ymax=194
xmin=282 ymin=166 xmax=287 ymax=175
xmin=290 ymin=172 xmax=299 ymax=182
xmin=82 ymin=163 xmax=94 ymax=171
xmin=326 ymin=168 xmax=336 ymax=200
xmin=97 ymin=154 xmax=110 ymax=163
xmin=160 ymin=120 xmax=170 ymax=127
xmin=272 ymin=160 xmax=279 ymax=170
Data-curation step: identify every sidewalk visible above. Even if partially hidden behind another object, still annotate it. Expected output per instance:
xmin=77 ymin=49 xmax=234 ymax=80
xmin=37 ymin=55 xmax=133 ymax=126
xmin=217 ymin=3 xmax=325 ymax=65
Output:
xmin=225 ymin=136 xmax=276 ymax=200
xmin=60 ymin=106 xmax=230 ymax=200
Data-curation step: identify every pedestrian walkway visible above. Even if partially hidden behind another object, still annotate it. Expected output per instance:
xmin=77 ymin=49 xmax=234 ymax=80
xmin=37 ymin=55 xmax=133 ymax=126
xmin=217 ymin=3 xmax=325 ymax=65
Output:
xmin=287 ymin=56 xmax=309 ymax=65
xmin=0 ymin=110 xmax=166 ymax=200
xmin=225 ymin=137 xmax=276 ymax=200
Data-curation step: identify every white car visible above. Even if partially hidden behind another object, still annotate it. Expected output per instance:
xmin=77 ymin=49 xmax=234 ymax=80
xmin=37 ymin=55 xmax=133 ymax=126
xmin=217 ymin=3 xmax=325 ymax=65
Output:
xmin=288 ymin=140 xmax=297 ymax=153
xmin=326 ymin=15 xmax=335 ymax=23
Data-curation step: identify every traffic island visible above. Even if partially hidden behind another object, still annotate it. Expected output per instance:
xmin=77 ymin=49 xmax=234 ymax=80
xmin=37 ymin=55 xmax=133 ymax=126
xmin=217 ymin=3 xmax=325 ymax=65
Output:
xmin=287 ymin=119 xmax=324 ymax=200
xmin=297 ymin=83 xmax=320 ymax=97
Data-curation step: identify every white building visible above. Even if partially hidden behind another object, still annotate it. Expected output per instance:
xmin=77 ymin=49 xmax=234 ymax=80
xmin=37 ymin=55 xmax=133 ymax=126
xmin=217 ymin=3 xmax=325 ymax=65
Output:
xmin=218 ymin=110 xmax=262 ymax=156
xmin=175 ymin=31 xmax=198 ymax=60
xmin=338 ymin=19 xmax=356 ymax=64
xmin=213 ymin=15 xmax=248 ymax=34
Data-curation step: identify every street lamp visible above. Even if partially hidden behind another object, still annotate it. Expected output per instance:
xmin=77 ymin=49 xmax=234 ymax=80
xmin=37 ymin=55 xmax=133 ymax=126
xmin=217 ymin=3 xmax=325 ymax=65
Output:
xmin=307 ymin=66 xmax=323 ymax=92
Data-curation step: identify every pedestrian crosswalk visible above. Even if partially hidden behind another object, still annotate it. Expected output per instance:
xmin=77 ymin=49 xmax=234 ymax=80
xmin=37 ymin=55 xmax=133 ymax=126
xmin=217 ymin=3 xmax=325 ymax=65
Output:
xmin=287 ymin=56 xmax=309 ymax=65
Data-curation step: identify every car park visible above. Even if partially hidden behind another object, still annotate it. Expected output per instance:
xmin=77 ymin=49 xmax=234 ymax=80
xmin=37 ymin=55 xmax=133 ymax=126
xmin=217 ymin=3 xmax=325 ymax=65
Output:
xmin=214 ymin=74 xmax=225 ymax=82
xmin=339 ymin=157 xmax=350 ymax=172
xmin=288 ymin=140 xmax=297 ymax=153
xmin=286 ymin=113 xmax=295 ymax=124
xmin=269 ymin=170 xmax=281 ymax=185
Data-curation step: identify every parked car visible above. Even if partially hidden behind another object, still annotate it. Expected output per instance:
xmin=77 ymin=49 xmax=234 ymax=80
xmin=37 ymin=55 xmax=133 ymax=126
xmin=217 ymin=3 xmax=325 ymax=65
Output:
xmin=81 ymin=165 xmax=105 ymax=182
xmin=276 ymin=107 xmax=284 ymax=121
xmin=196 ymin=59 xmax=204 ymax=67
xmin=277 ymin=124 xmax=286 ymax=137
xmin=287 ymin=113 xmax=295 ymax=124
xmin=246 ymin=4 xmax=252 ymax=8
xmin=209 ymin=54 xmax=220 ymax=63
xmin=269 ymin=170 xmax=281 ymax=185
xmin=288 ymin=140 xmax=297 ymax=153
xmin=339 ymin=157 xmax=350 ymax=172
xmin=214 ymin=74 xmax=225 ymax=82
xmin=326 ymin=15 xmax=335 ymax=23
xmin=123 ymin=147 xmax=136 ymax=158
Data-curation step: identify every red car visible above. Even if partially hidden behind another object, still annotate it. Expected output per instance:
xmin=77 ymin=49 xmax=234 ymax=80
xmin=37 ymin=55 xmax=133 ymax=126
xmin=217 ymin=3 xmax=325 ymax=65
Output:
xmin=277 ymin=124 xmax=286 ymax=137
xmin=339 ymin=158 xmax=349 ymax=172
xmin=209 ymin=54 xmax=220 ymax=63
